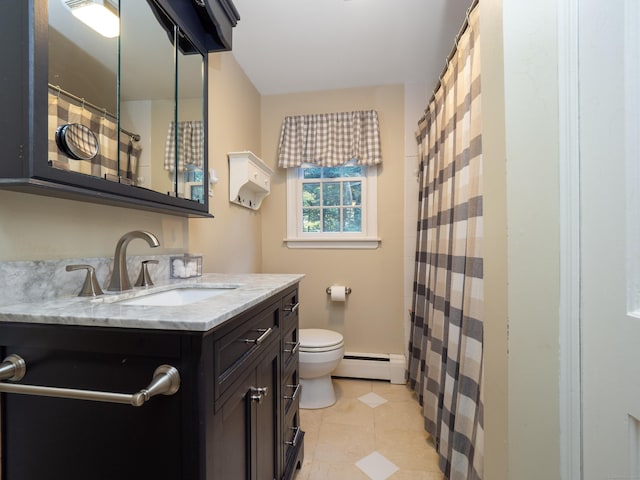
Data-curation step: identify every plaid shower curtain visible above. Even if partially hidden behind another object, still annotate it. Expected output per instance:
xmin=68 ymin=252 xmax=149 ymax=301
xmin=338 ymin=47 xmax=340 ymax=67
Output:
xmin=408 ymin=5 xmax=483 ymax=480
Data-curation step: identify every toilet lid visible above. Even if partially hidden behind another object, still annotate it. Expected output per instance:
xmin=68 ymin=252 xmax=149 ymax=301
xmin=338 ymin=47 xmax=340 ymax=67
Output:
xmin=299 ymin=329 xmax=344 ymax=350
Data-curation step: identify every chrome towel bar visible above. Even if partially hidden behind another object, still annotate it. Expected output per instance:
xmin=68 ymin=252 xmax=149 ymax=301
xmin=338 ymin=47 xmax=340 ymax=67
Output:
xmin=0 ymin=354 xmax=180 ymax=407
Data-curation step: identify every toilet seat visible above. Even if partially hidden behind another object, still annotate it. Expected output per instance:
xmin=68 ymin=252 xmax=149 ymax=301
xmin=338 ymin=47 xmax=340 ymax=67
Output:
xmin=299 ymin=329 xmax=344 ymax=352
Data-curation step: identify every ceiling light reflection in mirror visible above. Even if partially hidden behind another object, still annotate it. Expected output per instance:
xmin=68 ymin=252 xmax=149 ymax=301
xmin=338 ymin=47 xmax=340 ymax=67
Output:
xmin=62 ymin=0 xmax=119 ymax=38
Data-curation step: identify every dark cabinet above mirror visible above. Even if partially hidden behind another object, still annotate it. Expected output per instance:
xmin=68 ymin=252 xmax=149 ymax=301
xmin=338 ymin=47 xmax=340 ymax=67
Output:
xmin=155 ymin=0 xmax=240 ymax=52
xmin=0 ymin=0 xmax=239 ymax=217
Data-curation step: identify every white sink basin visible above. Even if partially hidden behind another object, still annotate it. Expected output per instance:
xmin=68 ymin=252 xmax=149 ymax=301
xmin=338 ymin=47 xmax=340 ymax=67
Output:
xmin=115 ymin=286 xmax=237 ymax=306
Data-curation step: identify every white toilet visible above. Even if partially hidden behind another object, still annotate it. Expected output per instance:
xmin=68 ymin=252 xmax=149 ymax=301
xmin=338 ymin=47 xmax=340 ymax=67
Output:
xmin=298 ymin=328 xmax=345 ymax=409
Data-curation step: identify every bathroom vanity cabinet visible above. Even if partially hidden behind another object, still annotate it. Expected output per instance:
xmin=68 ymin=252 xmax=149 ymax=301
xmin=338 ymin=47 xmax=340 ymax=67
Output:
xmin=210 ymin=293 xmax=282 ymax=479
xmin=0 ymin=284 xmax=304 ymax=480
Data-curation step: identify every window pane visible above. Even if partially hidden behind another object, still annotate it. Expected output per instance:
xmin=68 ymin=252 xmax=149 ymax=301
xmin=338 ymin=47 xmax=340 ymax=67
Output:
xmin=342 ymin=166 xmax=363 ymax=177
xmin=343 ymin=181 xmax=361 ymax=206
xmin=296 ymin=163 xmax=372 ymax=238
xmin=343 ymin=207 xmax=362 ymax=232
xmin=303 ymin=183 xmax=320 ymax=207
xmin=303 ymin=167 xmax=322 ymax=179
xmin=323 ymin=182 xmax=341 ymax=206
xmin=323 ymin=208 xmax=340 ymax=232
xmin=323 ymin=167 xmax=342 ymax=178
xmin=303 ymin=208 xmax=321 ymax=232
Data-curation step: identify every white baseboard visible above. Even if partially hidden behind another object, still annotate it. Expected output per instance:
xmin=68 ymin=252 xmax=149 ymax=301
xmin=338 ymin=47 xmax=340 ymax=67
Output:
xmin=332 ymin=352 xmax=406 ymax=384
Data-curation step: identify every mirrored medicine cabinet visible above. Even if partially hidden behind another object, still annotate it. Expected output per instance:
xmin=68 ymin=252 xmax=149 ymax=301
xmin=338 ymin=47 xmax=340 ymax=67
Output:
xmin=0 ymin=0 xmax=239 ymax=217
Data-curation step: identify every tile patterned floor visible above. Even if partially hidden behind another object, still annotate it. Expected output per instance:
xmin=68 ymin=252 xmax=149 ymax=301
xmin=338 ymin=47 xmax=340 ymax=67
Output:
xmin=295 ymin=378 xmax=445 ymax=480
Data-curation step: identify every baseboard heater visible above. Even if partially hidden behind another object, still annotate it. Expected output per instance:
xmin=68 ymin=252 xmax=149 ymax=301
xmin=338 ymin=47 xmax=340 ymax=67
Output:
xmin=332 ymin=352 xmax=406 ymax=384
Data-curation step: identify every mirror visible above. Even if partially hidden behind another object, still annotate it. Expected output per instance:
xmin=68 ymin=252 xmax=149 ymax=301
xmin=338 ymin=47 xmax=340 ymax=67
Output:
xmin=120 ymin=0 xmax=176 ymax=191
xmin=175 ymin=32 xmax=205 ymax=203
xmin=55 ymin=124 xmax=99 ymax=160
xmin=47 ymin=0 xmax=206 ymax=203
xmin=48 ymin=0 xmax=118 ymax=177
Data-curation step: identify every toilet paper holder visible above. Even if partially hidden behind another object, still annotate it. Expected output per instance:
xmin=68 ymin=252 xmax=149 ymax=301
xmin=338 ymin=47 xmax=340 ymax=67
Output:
xmin=326 ymin=286 xmax=352 ymax=295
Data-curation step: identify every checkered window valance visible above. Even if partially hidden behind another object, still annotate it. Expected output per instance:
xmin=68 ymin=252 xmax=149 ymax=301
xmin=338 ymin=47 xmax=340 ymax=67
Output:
xmin=277 ymin=110 xmax=382 ymax=168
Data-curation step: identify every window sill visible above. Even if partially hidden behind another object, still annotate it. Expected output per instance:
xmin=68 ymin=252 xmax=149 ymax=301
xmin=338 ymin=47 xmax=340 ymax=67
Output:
xmin=283 ymin=237 xmax=381 ymax=249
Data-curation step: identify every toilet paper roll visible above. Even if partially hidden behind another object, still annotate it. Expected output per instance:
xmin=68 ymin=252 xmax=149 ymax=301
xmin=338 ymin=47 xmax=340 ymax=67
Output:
xmin=330 ymin=286 xmax=347 ymax=302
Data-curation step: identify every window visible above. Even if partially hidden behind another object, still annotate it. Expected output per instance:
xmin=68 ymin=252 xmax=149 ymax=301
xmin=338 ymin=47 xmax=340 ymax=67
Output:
xmin=285 ymin=161 xmax=380 ymax=249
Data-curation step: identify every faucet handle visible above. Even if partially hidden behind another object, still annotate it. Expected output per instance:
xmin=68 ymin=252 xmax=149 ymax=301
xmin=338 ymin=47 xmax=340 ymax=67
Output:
xmin=135 ymin=260 xmax=159 ymax=287
xmin=65 ymin=264 xmax=104 ymax=297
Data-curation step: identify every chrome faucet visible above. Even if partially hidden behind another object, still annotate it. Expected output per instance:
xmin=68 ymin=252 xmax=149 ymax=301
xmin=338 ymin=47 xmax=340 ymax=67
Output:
xmin=107 ymin=231 xmax=160 ymax=292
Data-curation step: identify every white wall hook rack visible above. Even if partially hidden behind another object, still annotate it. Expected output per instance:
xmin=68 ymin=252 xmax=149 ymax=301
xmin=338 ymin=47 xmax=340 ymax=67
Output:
xmin=228 ymin=151 xmax=273 ymax=210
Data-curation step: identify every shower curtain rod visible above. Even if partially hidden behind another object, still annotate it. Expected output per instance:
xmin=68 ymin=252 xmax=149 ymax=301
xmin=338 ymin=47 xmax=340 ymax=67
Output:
xmin=48 ymin=83 xmax=141 ymax=141
xmin=424 ymin=0 xmax=480 ymax=113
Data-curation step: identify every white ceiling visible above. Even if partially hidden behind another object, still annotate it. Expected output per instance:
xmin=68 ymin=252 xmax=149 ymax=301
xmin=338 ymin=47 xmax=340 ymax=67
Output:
xmin=230 ymin=0 xmax=473 ymax=95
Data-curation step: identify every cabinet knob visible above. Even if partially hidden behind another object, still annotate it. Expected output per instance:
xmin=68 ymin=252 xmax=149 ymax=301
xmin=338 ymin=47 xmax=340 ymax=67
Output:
xmin=284 ymin=341 xmax=300 ymax=355
xmin=284 ymin=384 xmax=301 ymax=401
xmin=284 ymin=302 xmax=300 ymax=314
xmin=285 ymin=427 xmax=303 ymax=447
xmin=250 ymin=386 xmax=268 ymax=403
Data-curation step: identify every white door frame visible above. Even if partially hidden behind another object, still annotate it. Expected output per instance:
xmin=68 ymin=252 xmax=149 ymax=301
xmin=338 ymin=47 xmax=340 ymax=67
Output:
xmin=557 ymin=0 xmax=582 ymax=478
xmin=560 ymin=1 xmax=640 ymax=478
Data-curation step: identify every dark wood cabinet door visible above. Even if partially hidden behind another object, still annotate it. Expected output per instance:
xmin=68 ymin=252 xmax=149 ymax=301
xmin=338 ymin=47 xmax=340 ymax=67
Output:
xmin=212 ymin=340 xmax=280 ymax=480
xmin=254 ymin=345 xmax=280 ymax=480
xmin=212 ymin=371 xmax=252 ymax=480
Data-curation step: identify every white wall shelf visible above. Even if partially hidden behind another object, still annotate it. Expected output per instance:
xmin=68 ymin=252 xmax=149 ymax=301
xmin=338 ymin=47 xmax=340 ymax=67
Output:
xmin=228 ymin=151 xmax=273 ymax=210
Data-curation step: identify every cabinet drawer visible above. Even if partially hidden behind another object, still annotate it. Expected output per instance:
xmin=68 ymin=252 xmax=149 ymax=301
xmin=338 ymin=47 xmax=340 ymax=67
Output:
xmin=282 ymin=324 xmax=299 ymax=372
xmin=282 ymin=368 xmax=300 ymax=416
xmin=214 ymin=300 xmax=279 ymax=399
xmin=283 ymin=408 xmax=303 ymax=464
xmin=281 ymin=288 xmax=300 ymax=332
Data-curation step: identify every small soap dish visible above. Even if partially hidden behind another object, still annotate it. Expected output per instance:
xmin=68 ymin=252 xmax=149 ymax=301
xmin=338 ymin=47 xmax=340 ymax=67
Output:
xmin=170 ymin=254 xmax=203 ymax=279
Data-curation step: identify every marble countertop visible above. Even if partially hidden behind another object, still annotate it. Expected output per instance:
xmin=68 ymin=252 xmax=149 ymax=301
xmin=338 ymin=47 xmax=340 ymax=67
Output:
xmin=0 ymin=273 xmax=304 ymax=332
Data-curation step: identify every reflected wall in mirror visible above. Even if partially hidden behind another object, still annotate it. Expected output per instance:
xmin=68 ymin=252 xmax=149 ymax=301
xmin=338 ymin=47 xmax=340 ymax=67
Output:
xmin=120 ymin=0 xmax=176 ymax=193
xmin=175 ymin=33 xmax=205 ymax=203
xmin=47 ymin=0 xmax=206 ymax=204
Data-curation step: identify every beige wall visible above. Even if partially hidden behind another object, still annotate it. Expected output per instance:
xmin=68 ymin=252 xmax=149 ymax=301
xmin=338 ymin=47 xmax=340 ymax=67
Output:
xmin=482 ymin=0 xmax=562 ymax=478
xmin=504 ymin=0 xmax=561 ymax=475
xmin=480 ymin=0 xmax=509 ymax=478
xmin=0 ymin=190 xmax=188 ymax=261
xmin=188 ymin=52 xmax=263 ymax=273
xmin=259 ymin=86 xmax=406 ymax=355
xmin=150 ymin=99 xmax=175 ymax=196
